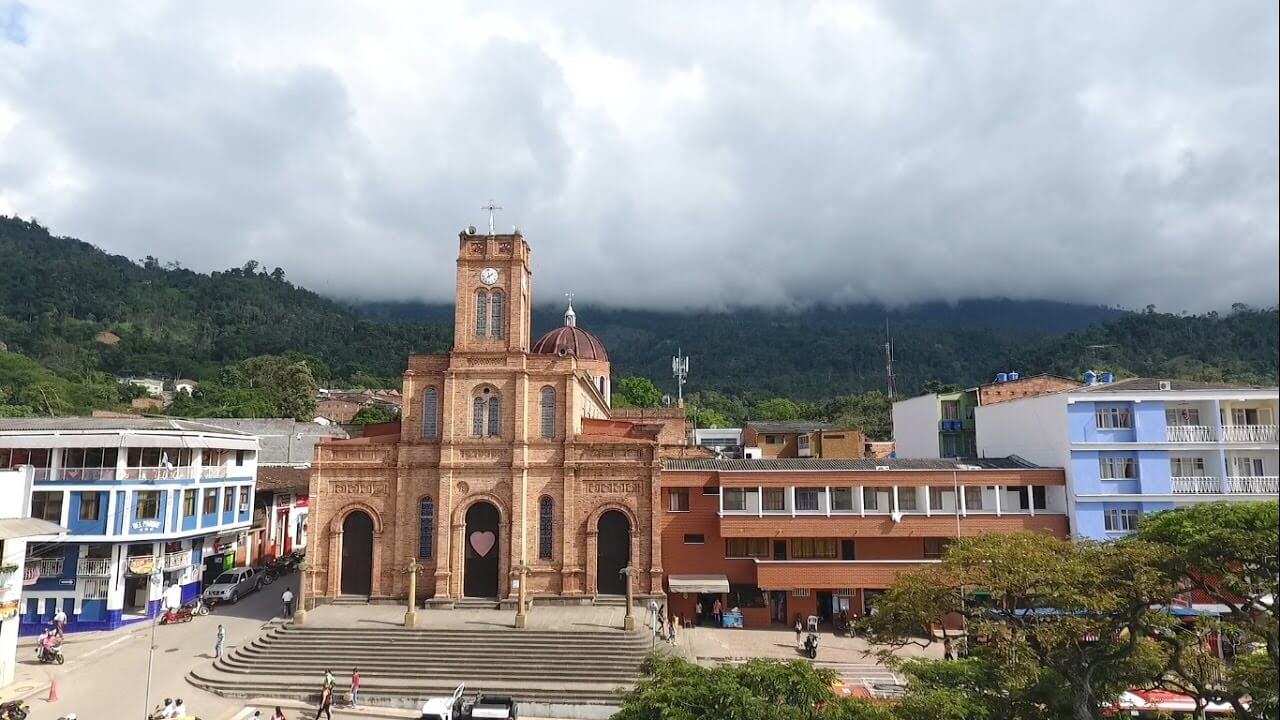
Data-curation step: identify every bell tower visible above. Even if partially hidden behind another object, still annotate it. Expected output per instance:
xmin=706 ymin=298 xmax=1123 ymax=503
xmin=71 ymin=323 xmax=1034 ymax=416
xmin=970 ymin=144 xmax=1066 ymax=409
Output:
xmin=453 ymin=226 xmax=533 ymax=353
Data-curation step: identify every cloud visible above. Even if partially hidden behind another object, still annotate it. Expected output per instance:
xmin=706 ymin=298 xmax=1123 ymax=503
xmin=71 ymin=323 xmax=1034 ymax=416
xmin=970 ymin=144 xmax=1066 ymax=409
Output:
xmin=1 ymin=0 xmax=1275 ymax=312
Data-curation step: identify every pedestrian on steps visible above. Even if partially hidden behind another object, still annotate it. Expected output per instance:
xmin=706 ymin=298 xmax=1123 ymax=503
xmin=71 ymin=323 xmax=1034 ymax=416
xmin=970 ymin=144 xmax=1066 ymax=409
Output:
xmin=313 ymin=684 xmax=334 ymax=720
xmin=668 ymin=617 xmax=678 ymax=644
xmin=282 ymin=588 xmax=295 ymax=617
xmin=323 ymin=668 xmax=334 ymax=689
xmin=214 ymin=624 xmax=225 ymax=658
xmin=271 ymin=707 xmax=286 ymax=720
xmin=350 ymin=667 xmax=361 ymax=706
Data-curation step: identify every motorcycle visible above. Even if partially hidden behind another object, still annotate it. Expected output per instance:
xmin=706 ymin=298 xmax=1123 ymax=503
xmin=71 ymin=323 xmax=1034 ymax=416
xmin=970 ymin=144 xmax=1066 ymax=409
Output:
xmin=189 ymin=597 xmax=211 ymax=616
xmin=803 ymin=632 xmax=819 ymax=659
xmin=160 ymin=605 xmax=195 ymax=624
xmin=35 ymin=642 xmax=64 ymax=665
xmin=0 ymin=699 xmax=29 ymax=719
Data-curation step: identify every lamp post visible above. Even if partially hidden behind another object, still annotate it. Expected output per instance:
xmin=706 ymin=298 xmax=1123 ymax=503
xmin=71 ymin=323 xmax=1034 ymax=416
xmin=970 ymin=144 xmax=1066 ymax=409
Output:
xmin=404 ymin=557 xmax=423 ymax=628
xmin=620 ymin=566 xmax=636 ymax=631
xmin=142 ymin=567 xmax=162 ymax=719
xmin=512 ymin=564 xmax=531 ymax=628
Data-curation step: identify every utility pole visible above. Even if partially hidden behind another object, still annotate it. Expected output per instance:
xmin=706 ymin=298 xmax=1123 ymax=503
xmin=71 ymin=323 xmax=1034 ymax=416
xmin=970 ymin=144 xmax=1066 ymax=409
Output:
xmin=883 ymin=319 xmax=896 ymax=399
xmin=671 ymin=349 xmax=689 ymax=408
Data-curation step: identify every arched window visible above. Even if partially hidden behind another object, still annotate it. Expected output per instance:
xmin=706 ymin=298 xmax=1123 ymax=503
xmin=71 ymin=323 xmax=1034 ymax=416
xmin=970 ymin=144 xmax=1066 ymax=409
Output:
xmin=540 ymin=386 xmax=555 ymax=439
xmin=538 ymin=496 xmax=554 ymax=559
xmin=487 ymin=396 xmax=502 ymax=436
xmin=418 ymin=496 xmax=434 ymax=558
xmin=490 ymin=290 xmax=504 ymax=338
xmin=475 ymin=290 xmax=489 ymax=336
xmin=422 ymin=387 xmax=439 ymax=439
xmin=472 ymin=397 xmax=485 ymax=437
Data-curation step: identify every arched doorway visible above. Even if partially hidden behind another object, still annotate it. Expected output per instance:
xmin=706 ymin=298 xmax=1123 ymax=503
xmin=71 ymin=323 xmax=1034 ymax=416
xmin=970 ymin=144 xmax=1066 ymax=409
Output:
xmin=340 ymin=511 xmax=374 ymax=596
xmin=596 ymin=510 xmax=630 ymax=595
xmin=463 ymin=502 xmax=500 ymax=598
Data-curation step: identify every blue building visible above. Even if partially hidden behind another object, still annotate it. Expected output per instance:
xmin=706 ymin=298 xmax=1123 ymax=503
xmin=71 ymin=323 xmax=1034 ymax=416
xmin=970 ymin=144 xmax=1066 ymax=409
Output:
xmin=976 ymin=377 xmax=1278 ymax=540
xmin=0 ymin=418 xmax=258 ymax=634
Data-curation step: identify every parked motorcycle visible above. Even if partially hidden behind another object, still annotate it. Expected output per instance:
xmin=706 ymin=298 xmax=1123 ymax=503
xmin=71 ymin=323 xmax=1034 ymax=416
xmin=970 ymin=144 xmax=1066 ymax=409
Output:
xmin=160 ymin=605 xmax=195 ymax=624
xmin=189 ymin=597 xmax=211 ymax=616
xmin=803 ymin=632 xmax=819 ymax=659
xmin=0 ymin=699 xmax=30 ymax=719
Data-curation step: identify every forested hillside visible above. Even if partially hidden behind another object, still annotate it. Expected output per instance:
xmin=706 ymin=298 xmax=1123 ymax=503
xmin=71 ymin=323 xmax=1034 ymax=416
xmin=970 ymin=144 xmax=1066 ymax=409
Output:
xmin=2 ymin=215 xmax=1275 ymax=426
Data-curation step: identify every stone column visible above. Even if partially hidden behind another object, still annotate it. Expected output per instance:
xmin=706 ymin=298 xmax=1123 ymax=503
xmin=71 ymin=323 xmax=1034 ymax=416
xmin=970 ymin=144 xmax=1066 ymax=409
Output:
xmin=647 ymin=462 xmax=663 ymax=595
xmin=327 ymin=530 xmax=343 ymax=597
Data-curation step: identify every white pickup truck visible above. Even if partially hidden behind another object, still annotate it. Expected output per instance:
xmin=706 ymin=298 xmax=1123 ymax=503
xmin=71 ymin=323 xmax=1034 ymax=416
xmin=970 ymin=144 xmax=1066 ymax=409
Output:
xmin=419 ymin=684 xmax=519 ymax=720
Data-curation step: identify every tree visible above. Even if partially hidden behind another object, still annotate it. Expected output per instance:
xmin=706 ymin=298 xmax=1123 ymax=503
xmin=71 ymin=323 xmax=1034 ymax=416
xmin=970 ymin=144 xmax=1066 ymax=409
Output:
xmin=751 ymin=397 xmax=802 ymax=421
xmin=350 ymin=403 xmax=400 ymax=425
xmin=922 ymin=380 xmax=961 ymax=394
xmin=1137 ymin=502 xmax=1280 ymax=719
xmin=166 ymin=354 xmax=318 ymax=420
xmin=617 ymin=376 xmax=663 ymax=408
xmin=861 ymin=532 xmax=1177 ymax=720
xmin=688 ymin=406 xmax=730 ymax=429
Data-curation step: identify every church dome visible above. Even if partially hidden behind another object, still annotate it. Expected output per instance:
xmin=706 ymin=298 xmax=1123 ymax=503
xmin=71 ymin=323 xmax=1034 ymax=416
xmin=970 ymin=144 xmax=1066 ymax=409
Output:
xmin=531 ymin=300 xmax=609 ymax=362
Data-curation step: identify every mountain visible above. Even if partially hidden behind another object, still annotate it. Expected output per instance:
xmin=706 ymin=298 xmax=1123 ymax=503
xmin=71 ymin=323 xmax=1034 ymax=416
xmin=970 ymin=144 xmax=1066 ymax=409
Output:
xmin=2 ymin=215 xmax=1275 ymax=414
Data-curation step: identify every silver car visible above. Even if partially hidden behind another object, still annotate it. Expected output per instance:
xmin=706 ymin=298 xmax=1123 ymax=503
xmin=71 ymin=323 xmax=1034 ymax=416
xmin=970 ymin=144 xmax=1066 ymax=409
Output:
xmin=201 ymin=567 xmax=261 ymax=604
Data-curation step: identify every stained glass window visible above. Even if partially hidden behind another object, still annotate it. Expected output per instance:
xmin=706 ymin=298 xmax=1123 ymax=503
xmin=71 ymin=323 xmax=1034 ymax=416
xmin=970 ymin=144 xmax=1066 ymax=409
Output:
xmin=538 ymin=496 xmax=554 ymax=559
xmin=419 ymin=496 xmax=434 ymax=558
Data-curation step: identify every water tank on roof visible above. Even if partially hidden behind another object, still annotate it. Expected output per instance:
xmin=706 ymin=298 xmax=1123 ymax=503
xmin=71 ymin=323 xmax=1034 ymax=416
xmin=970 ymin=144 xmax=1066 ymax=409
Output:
xmin=1084 ymin=370 xmax=1098 ymax=385
xmin=1008 ymin=371 xmax=1020 ymax=381
xmin=996 ymin=372 xmax=1009 ymax=383
xmin=1101 ymin=372 xmax=1115 ymax=383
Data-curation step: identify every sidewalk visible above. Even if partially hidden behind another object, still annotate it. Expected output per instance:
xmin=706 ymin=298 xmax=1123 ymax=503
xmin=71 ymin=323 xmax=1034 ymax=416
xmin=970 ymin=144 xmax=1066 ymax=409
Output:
xmin=0 ymin=623 xmax=148 ymax=705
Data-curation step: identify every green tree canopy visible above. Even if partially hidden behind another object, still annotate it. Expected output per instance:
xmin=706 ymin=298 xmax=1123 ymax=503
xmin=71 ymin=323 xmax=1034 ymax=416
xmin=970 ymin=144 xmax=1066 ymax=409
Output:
xmin=616 ymin=376 xmax=663 ymax=408
xmin=751 ymin=397 xmax=803 ymax=421
xmin=350 ymin=403 xmax=401 ymax=425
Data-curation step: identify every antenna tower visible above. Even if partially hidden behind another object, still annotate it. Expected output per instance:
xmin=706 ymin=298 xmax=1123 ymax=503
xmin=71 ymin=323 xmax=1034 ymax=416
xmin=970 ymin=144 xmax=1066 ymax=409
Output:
xmin=883 ymin=319 xmax=897 ymax=399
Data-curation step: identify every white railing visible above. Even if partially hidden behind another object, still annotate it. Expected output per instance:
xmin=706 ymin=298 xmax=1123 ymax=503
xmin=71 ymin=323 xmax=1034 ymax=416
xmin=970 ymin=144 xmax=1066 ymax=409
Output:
xmin=202 ymin=466 xmax=229 ymax=478
xmin=1170 ymin=477 xmax=1223 ymax=494
xmin=1166 ymin=425 xmax=1217 ymax=443
xmin=1226 ymin=476 xmax=1279 ymax=494
xmin=162 ymin=550 xmax=193 ymax=571
xmin=58 ymin=467 xmax=118 ymax=481
xmin=1222 ymin=425 xmax=1278 ymax=444
xmin=22 ymin=565 xmax=39 ymax=584
xmin=76 ymin=558 xmax=114 ymax=577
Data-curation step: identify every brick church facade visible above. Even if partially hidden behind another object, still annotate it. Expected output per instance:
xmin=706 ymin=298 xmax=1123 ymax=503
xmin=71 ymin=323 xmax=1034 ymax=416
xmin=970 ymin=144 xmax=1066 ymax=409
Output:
xmin=305 ymin=229 xmax=690 ymax=606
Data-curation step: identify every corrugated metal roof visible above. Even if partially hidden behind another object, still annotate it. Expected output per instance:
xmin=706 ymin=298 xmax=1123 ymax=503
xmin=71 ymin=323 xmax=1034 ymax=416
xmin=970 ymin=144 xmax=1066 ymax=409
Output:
xmin=0 ymin=417 xmax=254 ymax=436
xmin=0 ymin=517 xmax=67 ymax=540
xmin=1072 ymin=378 xmax=1277 ymax=393
xmin=744 ymin=421 xmax=839 ymax=433
xmin=188 ymin=419 xmax=348 ymax=465
xmin=663 ymin=456 xmax=1046 ymax=471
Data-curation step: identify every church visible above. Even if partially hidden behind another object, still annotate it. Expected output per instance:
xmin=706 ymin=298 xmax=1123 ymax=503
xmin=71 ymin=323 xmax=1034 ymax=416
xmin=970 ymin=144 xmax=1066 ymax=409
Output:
xmin=305 ymin=227 xmax=691 ymax=606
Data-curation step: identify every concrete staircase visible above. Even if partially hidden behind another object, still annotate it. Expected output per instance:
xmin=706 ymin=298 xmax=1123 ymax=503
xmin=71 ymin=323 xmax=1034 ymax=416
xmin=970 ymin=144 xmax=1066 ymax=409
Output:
xmin=453 ymin=597 xmax=501 ymax=610
xmin=591 ymin=595 xmax=628 ymax=607
xmin=187 ymin=622 xmax=653 ymax=708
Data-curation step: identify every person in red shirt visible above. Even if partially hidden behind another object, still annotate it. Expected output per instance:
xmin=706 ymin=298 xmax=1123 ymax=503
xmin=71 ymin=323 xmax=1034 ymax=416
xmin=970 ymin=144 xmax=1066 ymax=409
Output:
xmin=350 ymin=668 xmax=361 ymax=706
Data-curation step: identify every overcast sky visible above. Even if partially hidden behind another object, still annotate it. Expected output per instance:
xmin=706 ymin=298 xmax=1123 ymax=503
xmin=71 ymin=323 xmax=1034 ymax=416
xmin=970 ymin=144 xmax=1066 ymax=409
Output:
xmin=1 ymin=2 xmax=1276 ymax=312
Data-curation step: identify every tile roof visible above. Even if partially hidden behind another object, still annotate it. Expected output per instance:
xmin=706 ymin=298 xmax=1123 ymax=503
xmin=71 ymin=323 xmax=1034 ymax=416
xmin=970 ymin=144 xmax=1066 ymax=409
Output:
xmin=1072 ymin=378 xmax=1277 ymax=393
xmin=745 ymin=420 xmax=838 ymax=433
xmin=0 ymin=417 xmax=252 ymax=435
xmin=663 ymin=456 xmax=1046 ymax=471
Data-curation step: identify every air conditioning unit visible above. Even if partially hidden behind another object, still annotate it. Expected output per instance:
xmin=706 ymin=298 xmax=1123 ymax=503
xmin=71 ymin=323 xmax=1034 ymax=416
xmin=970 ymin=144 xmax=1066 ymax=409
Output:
xmin=890 ymin=511 xmax=903 ymax=523
xmin=1158 ymin=380 xmax=1172 ymax=391
xmin=875 ymin=465 xmax=890 ymax=471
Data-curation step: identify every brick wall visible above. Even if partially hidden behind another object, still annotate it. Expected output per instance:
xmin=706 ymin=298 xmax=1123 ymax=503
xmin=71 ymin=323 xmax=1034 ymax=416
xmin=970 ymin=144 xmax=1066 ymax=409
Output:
xmin=978 ymin=375 xmax=1082 ymax=406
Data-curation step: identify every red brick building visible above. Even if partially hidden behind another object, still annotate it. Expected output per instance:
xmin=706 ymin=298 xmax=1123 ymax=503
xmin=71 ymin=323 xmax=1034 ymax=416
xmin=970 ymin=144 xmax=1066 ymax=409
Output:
xmin=659 ymin=457 xmax=1068 ymax=627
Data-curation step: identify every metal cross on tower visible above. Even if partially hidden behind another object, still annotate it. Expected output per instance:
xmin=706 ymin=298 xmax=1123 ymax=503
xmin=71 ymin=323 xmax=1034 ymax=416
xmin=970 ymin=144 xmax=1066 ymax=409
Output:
xmin=481 ymin=200 xmax=503 ymax=235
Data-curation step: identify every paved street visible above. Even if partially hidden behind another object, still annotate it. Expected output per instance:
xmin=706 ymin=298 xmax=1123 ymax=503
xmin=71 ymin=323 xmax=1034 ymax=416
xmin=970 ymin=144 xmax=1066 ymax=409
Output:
xmin=17 ymin=574 xmax=297 ymax=720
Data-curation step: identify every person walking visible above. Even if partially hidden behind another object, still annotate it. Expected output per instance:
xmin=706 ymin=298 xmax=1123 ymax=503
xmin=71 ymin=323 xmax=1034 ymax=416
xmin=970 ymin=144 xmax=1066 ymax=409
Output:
xmin=943 ymin=636 xmax=955 ymax=661
xmin=53 ymin=607 xmax=68 ymax=636
xmin=350 ymin=667 xmax=361 ymax=706
xmin=313 ymin=684 xmax=334 ymax=720
xmin=668 ymin=617 xmax=678 ymax=644
xmin=271 ymin=707 xmax=286 ymax=720
xmin=713 ymin=598 xmax=722 ymax=626
xmin=171 ymin=698 xmax=188 ymax=718
xmin=282 ymin=588 xmax=295 ymax=617
xmin=323 ymin=668 xmax=335 ymax=689
xmin=795 ymin=616 xmax=804 ymax=646
xmin=695 ymin=600 xmax=703 ymax=625
xmin=214 ymin=624 xmax=225 ymax=658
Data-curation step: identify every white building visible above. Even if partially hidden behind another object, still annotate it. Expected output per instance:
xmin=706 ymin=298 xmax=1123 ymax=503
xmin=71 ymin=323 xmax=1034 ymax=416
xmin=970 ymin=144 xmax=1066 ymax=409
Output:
xmin=689 ymin=428 xmax=743 ymax=457
xmin=0 ymin=466 xmax=66 ymax=686
xmin=0 ymin=418 xmax=258 ymax=634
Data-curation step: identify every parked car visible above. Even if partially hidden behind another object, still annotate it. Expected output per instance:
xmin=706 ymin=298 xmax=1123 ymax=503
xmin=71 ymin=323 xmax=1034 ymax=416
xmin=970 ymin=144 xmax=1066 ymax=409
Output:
xmin=201 ymin=567 xmax=262 ymax=604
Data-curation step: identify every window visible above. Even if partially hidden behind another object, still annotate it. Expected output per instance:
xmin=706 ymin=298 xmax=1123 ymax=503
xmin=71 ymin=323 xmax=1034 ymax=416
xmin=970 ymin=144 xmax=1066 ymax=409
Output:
xmin=791 ymin=538 xmax=838 ymax=559
xmin=490 ymin=290 xmax=504 ymax=338
xmin=924 ymin=538 xmax=951 ymax=559
xmin=203 ymin=489 xmax=218 ymax=515
xmin=725 ymin=538 xmax=770 ymax=558
xmin=61 ymin=448 xmax=119 ymax=480
xmin=1099 ymin=457 xmax=1137 ymax=479
xmin=896 ymin=487 xmax=918 ymax=511
xmin=963 ymin=486 xmax=984 ymax=510
xmin=862 ymin=487 xmax=880 ymax=510
xmin=0 ymin=448 xmax=51 ymax=469
xmin=683 ymin=534 xmax=705 ymax=545
xmin=795 ymin=489 xmax=820 ymax=511
xmin=30 ymin=491 xmax=63 ymax=522
xmin=728 ymin=584 xmax=766 ymax=608
xmin=763 ymin=488 xmax=786 ymax=511
xmin=540 ymin=387 xmax=555 ymax=439
xmin=667 ymin=489 xmax=690 ymax=512
xmin=702 ymin=486 xmax=720 ymax=496
xmin=840 ymin=539 xmax=855 ymax=560
xmin=475 ymin=290 xmax=488 ymax=336
xmin=1231 ymin=408 xmax=1262 ymax=425
xmin=1016 ymin=486 xmax=1047 ymax=510
xmin=79 ymin=491 xmax=102 ymax=521
xmin=183 ymin=489 xmax=197 ymax=516
xmin=1095 ymin=406 xmax=1132 ymax=429
xmin=418 ymin=496 xmax=434 ymax=558
xmin=422 ymin=388 xmax=439 ymax=439
xmin=487 ymin=396 xmax=501 ymax=436
xmin=136 ymin=490 xmax=160 ymax=520
xmin=472 ymin=397 xmax=485 ymax=437
xmin=235 ymin=450 xmax=246 ymax=466
xmin=764 ymin=435 xmax=782 ymax=444
xmin=722 ymin=488 xmax=752 ymax=511
xmin=929 ymin=488 xmax=949 ymax=511
xmin=1104 ymin=508 xmax=1141 ymax=533
xmin=941 ymin=401 xmax=960 ymax=420
xmin=1165 ymin=408 xmax=1201 ymax=426
xmin=538 ymin=496 xmax=553 ymax=559
xmin=238 ymin=486 xmax=249 ymax=511
xmin=1232 ymin=457 xmax=1266 ymax=477
xmin=1170 ymin=457 xmax=1207 ymax=476
xmin=223 ymin=487 xmax=235 ymax=512
xmin=797 ymin=435 xmax=810 ymax=450
xmin=831 ymin=487 xmax=853 ymax=511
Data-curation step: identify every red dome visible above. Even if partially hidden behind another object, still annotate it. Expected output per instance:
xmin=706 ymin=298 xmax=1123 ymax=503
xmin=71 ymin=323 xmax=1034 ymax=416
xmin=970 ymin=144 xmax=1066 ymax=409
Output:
xmin=531 ymin=326 xmax=609 ymax=362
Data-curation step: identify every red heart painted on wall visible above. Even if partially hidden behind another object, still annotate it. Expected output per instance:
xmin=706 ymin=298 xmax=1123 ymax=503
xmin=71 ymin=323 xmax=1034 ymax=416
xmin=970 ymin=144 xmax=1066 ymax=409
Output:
xmin=469 ymin=531 xmax=496 ymax=557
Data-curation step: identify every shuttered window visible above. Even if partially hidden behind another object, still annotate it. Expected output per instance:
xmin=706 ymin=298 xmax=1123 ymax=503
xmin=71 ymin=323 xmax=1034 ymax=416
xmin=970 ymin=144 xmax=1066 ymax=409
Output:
xmin=419 ymin=496 xmax=434 ymax=558
xmin=540 ymin=387 xmax=555 ymax=439
xmin=475 ymin=290 xmax=488 ymax=336
xmin=422 ymin=388 xmax=439 ymax=439
xmin=487 ymin=396 xmax=502 ymax=436
xmin=472 ymin=397 xmax=485 ymax=437
xmin=490 ymin=291 xmax=504 ymax=338
xmin=538 ymin=496 xmax=554 ymax=560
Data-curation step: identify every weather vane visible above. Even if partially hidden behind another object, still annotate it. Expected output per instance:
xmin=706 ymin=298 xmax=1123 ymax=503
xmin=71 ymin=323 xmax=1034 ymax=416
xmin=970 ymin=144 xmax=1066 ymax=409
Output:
xmin=481 ymin=200 xmax=503 ymax=236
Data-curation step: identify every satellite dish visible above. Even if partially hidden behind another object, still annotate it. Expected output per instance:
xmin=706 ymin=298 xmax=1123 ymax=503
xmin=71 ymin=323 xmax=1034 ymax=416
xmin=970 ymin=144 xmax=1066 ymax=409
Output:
xmin=465 ymin=225 xmax=478 ymax=236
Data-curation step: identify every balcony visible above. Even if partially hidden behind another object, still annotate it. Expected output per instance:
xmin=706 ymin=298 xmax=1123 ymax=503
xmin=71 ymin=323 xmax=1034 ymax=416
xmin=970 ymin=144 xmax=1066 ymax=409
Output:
xmin=1226 ymin=476 xmax=1279 ymax=494
xmin=22 ymin=557 xmax=63 ymax=581
xmin=162 ymin=550 xmax=193 ymax=571
xmin=58 ymin=467 xmax=118 ymax=481
xmin=1166 ymin=426 xmax=1217 ymax=443
xmin=1171 ymin=477 xmax=1222 ymax=494
xmin=202 ymin=466 xmax=229 ymax=478
xmin=76 ymin=558 xmax=114 ymax=577
xmin=1222 ymin=425 xmax=1278 ymax=444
